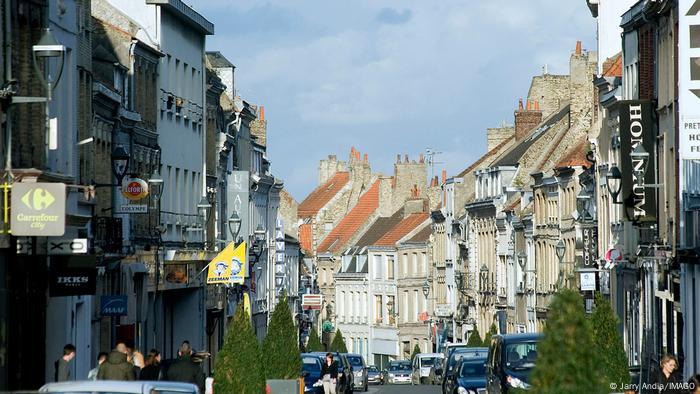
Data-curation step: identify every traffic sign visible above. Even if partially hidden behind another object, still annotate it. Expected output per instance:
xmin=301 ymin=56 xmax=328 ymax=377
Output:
xmin=302 ymin=294 xmax=323 ymax=310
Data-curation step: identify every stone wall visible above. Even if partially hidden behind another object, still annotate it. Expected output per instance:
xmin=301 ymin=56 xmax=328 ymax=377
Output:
xmin=279 ymin=189 xmax=299 ymax=238
xmin=392 ymin=154 xmax=427 ymax=212
xmin=318 ymin=154 xmax=347 ymax=185
xmin=487 ymin=125 xmax=514 ymax=151
xmin=250 ymin=106 xmax=267 ymax=146
xmin=527 ymin=74 xmax=570 ymax=118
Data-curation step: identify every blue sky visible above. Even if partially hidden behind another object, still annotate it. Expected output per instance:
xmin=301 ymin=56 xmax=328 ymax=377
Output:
xmin=197 ymin=1 xmax=596 ymax=201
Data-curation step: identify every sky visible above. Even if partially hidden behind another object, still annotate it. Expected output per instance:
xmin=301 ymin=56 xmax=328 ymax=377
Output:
xmin=197 ymin=1 xmax=596 ymax=201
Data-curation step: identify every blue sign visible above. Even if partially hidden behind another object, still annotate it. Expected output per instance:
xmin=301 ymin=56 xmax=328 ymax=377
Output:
xmin=100 ymin=295 xmax=128 ymax=316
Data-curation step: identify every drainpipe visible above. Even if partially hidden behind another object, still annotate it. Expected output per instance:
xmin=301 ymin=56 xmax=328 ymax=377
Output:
xmin=3 ymin=0 xmax=12 ymax=176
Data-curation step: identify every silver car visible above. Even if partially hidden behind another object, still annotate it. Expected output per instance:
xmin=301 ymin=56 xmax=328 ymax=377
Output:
xmin=344 ymin=353 xmax=368 ymax=391
xmin=40 ymin=380 xmax=200 ymax=394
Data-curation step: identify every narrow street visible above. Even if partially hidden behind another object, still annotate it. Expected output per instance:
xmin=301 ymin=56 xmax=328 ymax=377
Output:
xmin=367 ymin=384 xmax=441 ymax=394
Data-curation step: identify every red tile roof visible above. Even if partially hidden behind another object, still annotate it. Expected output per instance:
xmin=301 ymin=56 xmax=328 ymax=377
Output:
xmin=299 ymin=223 xmax=313 ymax=253
xmin=602 ymin=53 xmax=622 ymax=77
xmin=373 ymin=212 xmax=429 ymax=247
xmin=298 ymin=172 xmax=350 ymax=218
xmin=317 ymin=180 xmax=380 ymax=254
xmin=556 ymin=136 xmax=590 ymax=168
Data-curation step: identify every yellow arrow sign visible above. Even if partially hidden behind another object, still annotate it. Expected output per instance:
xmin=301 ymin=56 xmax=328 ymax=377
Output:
xmin=206 ymin=241 xmax=246 ymax=285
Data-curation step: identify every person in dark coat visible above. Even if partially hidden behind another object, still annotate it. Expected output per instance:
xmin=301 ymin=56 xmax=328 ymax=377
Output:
xmin=689 ymin=374 xmax=700 ymax=394
xmin=139 ymin=349 xmax=162 ymax=381
xmin=656 ymin=354 xmax=683 ymax=394
xmin=97 ymin=343 xmax=136 ymax=381
xmin=320 ymin=352 xmax=338 ymax=394
xmin=163 ymin=341 xmax=205 ymax=392
xmin=55 ymin=344 xmax=76 ymax=382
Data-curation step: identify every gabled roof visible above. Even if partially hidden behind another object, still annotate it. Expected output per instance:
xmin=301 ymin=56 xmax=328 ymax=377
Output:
xmin=602 ymin=53 xmax=622 ymax=78
xmin=354 ymin=209 xmax=405 ymax=248
xmin=458 ymin=135 xmax=515 ymax=177
xmin=298 ymin=172 xmax=350 ymax=219
xmin=556 ymin=136 xmax=590 ymax=168
xmin=493 ymin=105 xmax=570 ymax=167
xmin=317 ymin=180 xmax=380 ymax=254
xmin=373 ymin=212 xmax=429 ymax=247
xmin=299 ymin=223 xmax=313 ymax=253
xmin=404 ymin=224 xmax=432 ymax=244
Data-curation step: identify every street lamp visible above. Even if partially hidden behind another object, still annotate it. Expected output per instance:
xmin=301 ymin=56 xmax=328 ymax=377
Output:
xmin=228 ymin=211 xmax=242 ymax=244
xmin=517 ymin=252 xmax=527 ymax=285
xmin=422 ymin=279 xmax=430 ymax=299
xmin=33 ymin=28 xmax=66 ymax=168
xmin=606 ymin=166 xmax=622 ymax=204
xmin=250 ymin=224 xmax=267 ymax=265
xmin=555 ymin=239 xmax=566 ymax=288
xmin=111 ymin=145 xmax=130 ymax=185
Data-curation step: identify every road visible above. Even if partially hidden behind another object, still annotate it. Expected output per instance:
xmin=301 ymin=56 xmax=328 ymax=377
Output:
xmin=366 ymin=384 xmax=441 ymax=394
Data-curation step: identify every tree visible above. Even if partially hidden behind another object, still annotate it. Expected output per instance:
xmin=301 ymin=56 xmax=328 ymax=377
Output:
xmin=589 ymin=292 xmax=629 ymax=386
xmin=214 ymin=304 xmax=265 ymax=394
xmin=262 ymin=297 xmax=302 ymax=379
xmin=530 ymin=289 xmax=606 ymax=394
xmin=482 ymin=323 xmax=498 ymax=347
xmin=330 ymin=328 xmax=348 ymax=353
xmin=306 ymin=328 xmax=325 ymax=352
xmin=410 ymin=344 xmax=421 ymax=361
xmin=466 ymin=329 xmax=483 ymax=347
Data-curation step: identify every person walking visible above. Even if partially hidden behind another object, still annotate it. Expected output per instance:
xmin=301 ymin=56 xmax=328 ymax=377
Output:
xmin=97 ymin=343 xmax=136 ymax=381
xmin=163 ymin=341 xmax=205 ymax=392
xmin=139 ymin=349 xmax=162 ymax=381
xmin=656 ymin=354 xmax=683 ymax=394
xmin=55 ymin=344 xmax=76 ymax=382
xmin=320 ymin=352 xmax=338 ymax=394
xmin=87 ymin=352 xmax=108 ymax=380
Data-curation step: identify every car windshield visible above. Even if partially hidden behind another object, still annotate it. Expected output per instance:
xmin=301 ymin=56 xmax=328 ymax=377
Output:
xmin=302 ymin=356 xmax=321 ymax=372
xmin=504 ymin=342 xmax=538 ymax=372
xmin=389 ymin=364 xmax=411 ymax=372
xmin=420 ymin=357 xmax=439 ymax=367
xmin=460 ymin=361 xmax=486 ymax=378
xmin=368 ymin=366 xmax=379 ymax=372
xmin=346 ymin=356 xmax=364 ymax=367
xmin=448 ymin=350 xmax=470 ymax=370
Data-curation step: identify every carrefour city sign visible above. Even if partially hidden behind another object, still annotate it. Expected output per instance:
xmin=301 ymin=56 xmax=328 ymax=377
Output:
xmin=11 ymin=182 xmax=66 ymax=236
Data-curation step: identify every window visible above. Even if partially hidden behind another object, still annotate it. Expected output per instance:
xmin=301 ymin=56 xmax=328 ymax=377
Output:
xmin=373 ymin=255 xmax=382 ymax=280
xmin=387 ymin=295 xmax=396 ymax=325
xmin=375 ymin=295 xmax=383 ymax=324
xmin=402 ymin=291 xmax=409 ymax=323
xmin=387 ymin=256 xmax=395 ymax=279
xmin=413 ymin=290 xmax=419 ymax=322
xmin=421 ymin=253 xmax=427 ymax=275
xmin=339 ymin=291 xmax=345 ymax=321
xmin=402 ymin=253 xmax=409 ymax=278
xmin=412 ymin=253 xmax=418 ymax=277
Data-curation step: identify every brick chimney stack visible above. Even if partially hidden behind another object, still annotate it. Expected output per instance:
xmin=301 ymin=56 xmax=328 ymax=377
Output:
xmin=514 ymin=98 xmax=543 ymax=141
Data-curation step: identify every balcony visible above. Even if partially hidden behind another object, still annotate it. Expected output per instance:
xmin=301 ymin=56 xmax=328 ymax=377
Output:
xmin=94 ymin=217 xmax=123 ymax=254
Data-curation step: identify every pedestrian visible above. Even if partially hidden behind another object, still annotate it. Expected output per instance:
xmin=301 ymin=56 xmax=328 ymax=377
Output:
xmin=655 ymin=354 xmax=683 ymax=394
xmin=87 ymin=352 xmax=108 ymax=380
xmin=55 ymin=344 xmax=76 ymax=382
xmin=97 ymin=342 xmax=136 ymax=381
xmin=139 ymin=349 xmax=162 ymax=381
xmin=688 ymin=374 xmax=700 ymax=394
xmin=163 ymin=341 xmax=205 ymax=392
xmin=320 ymin=352 xmax=338 ymax=394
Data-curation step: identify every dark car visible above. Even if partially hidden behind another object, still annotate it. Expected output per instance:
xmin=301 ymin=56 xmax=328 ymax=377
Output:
xmin=367 ymin=365 xmax=382 ymax=385
xmin=485 ymin=333 xmax=542 ymax=393
xmin=343 ymin=353 xmax=368 ymax=391
xmin=443 ymin=357 xmax=487 ymax=394
xmin=308 ymin=352 xmax=354 ymax=394
xmin=442 ymin=347 xmax=488 ymax=394
xmin=301 ymin=353 xmax=324 ymax=394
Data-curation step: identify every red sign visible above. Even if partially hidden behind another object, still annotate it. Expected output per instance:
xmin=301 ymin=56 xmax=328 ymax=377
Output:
xmin=121 ymin=178 xmax=149 ymax=201
xmin=302 ymin=294 xmax=323 ymax=310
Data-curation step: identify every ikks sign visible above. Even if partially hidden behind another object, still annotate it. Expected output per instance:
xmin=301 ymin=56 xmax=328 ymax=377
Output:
xmin=121 ymin=178 xmax=149 ymax=201
xmin=619 ymin=101 xmax=656 ymax=221
xmin=49 ymin=267 xmax=96 ymax=297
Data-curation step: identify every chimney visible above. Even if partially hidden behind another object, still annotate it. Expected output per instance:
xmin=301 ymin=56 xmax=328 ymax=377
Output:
xmin=404 ymin=154 xmax=409 ymax=163
xmin=378 ymin=176 xmax=393 ymax=217
xmin=575 ymin=40 xmax=582 ymax=55
xmin=514 ymin=99 xmax=543 ymax=141
xmin=518 ymin=99 xmax=524 ymax=111
xmin=441 ymin=169 xmax=446 ymax=185
xmin=363 ymin=153 xmax=368 ymax=163
xmin=419 ymin=154 xmax=424 ymax=163
xmin=396 ymin=154 xmax=401 ymax=164
xmin=260 ymin=106 xmax=265 ymax=120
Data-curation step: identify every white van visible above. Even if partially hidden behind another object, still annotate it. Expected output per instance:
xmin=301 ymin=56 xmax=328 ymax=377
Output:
xmin=411 ymin=352 xmax=444 ymax=385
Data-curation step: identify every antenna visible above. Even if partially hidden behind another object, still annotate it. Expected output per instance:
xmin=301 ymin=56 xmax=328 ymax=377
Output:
xmin=425 ymin=148 xmax=444 ymax=180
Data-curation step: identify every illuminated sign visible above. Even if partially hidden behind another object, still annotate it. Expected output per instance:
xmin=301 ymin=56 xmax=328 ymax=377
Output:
xmin=121 ymin=178 xmax=149 ymax=201
xmin=11 ymin=182 xmax=66 ymax=236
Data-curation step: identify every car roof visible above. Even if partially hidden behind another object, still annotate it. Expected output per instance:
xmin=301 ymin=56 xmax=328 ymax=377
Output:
xmin=343 ymin=353 xmax=363 ymax=357
xmin=40 ymin=381 xmax=198 ymax=393
xmin=418 ymin=353 xmax=444 ymax=358
xmin=496 ymin=333 xmax=543 ymax=343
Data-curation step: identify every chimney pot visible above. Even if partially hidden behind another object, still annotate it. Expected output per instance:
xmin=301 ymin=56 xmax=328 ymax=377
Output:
xmin=526 ymin=100 xmax=531 ymax=111
xmin=534 ymin=100 xmax=540 ymax=111
xmin=441 ymin=169 xmax=446 ymax=184
xmin=363 ymin=153 xmax=368 ymax=163
xmin=419 ymin=154 xmax=424 ymax=163
xmin=404 ymin=154 xmax=409 ymax=163
xmin=518 ymin=99 xmax=524 ymax=111
xmin=397 ymin=154 xmax=401 ymax=163
xmin=575 ymin=40 xmax=582 ymax=55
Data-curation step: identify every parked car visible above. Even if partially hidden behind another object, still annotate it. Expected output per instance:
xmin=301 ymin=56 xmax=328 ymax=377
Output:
xmin=343 ymin=353 xmax=368 ymax=391
xmin=39 ymin=381 xmax=199 ymax=393
xmin=485 ymin=333 xmax=542 ymax=393
xmin=301 ymin=353 xmax=325 ymax=394
xmin=308 ymin=351 xmax=355 ymax=394
xmin=441 ymin=347 xmax=488 ymax=394
xmin=443 ymin=356 xmax=487 ymax=394
xmin=384 ymin=363 xmax=412 ymax=384
xmin=367 ymin=365 xmax=382 ymax=385
xmin=411 ymin=352 xmax=444 ymax=385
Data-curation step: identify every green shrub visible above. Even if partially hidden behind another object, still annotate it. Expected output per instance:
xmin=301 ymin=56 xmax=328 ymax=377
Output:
xmin=262 ymin=297 xmax=302 ymax=379
xmin=330 ymin=328 xmax=348 ymax=353
xmin=410 ymin=344 xmax=421 ymax=361
xmin=214 ymin=304 xmax=265 ymax=394
xmin=483 ymin=323 xmax=497 ymax=347
xmin=306 ymin=327 xmax=325 ymax=352
xmin=467 ymin=329 xmax=483 ymax=347
xmin=589 ymin=292 xmax=629 ymax=386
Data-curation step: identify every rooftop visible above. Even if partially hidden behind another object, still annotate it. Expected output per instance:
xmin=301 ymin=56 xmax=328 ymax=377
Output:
xmin=373 ymin=212 xmax=429 ymax=247
xmin=299 ymin=223 xmax=313 ymax=253
xmin=403 ymin=224 xmax=432 ymax=244
xmin=555 ymin=136 xmax=590 ymax=168
xmin=317 ymin=180 xmax=380 ymax=254
xmin=146 ymin=0 xmax=214 ymax=35
xmin=298 ymin=171 xmax=350 ymax=219
xmin=354 ymin=209 xmax=405 ymax=248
